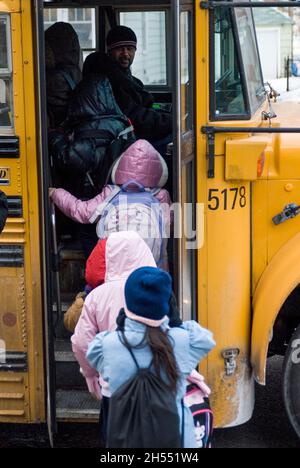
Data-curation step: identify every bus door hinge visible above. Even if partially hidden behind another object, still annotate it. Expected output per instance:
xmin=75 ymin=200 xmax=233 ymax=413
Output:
xmin=272 ymin=203 xmax=300 ymax=225
xmin=222 ymin=348 xmax=240 ymax=376
xmin=201 ymin=126 xmax=215 ymax=178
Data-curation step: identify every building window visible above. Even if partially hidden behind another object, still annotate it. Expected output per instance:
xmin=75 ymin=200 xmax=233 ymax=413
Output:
xmin=44 ymin=8 xmax=96 ymax=51
xmin=0 ymin=15 xmax=13 ymax=129
xmin=69 ymin=8 xmax=92 ymax=23
xmin=120 ymin=11 xmax=167 ymax=85
xmin=44 ymin=9 xmax=58 ymax=24
xmin=213 ymin=7 xmax=247 ymax=117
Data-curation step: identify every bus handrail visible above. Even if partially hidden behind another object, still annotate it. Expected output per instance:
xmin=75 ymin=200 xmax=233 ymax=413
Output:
xmin=200 ymin=1 xmax=300 ymax=9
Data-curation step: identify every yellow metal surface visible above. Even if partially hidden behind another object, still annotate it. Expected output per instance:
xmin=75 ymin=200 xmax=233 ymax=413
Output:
xmin=251 ymin=180 xmax=268 ymax=293
xmin=205 ymin=158 xmax=253 ymax=427
xmin=0 ymin=0 xmax=45 ymax=423
xmin=0 ymin=1 xmax=20 ymax=12
xmin=195 ymin=6 xmax=256 ymax=428
xmin=252 ymin=233 xmax=300 ymax=384
xmin=0 ymin=373 xmax=29 ymax=421
xmin=251 ymin=119 xmax=300 ymax=385
xmin=225 ymin=136 xmax=268 ymax=181
xmin=251 ymin=126 xmax=300 ymax=282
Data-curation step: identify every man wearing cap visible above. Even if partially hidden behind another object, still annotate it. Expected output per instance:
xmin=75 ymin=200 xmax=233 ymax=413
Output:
xmin=0 ymin=190 xmax=8 ymax=234
xmin=83 ymin=26 xmax=172 ymax=143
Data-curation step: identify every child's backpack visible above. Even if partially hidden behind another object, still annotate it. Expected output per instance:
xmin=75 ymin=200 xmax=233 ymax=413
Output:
xmin=184 ymin=383 xmax=214 ymax=448
xmin=89 ymin=180 xmax=165 ymax=265
xmin=106 ymin=332 xmax=182 ymax=448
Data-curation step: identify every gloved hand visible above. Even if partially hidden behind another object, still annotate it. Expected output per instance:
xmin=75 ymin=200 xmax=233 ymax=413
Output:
xmin=86 ymin=375 xmax=102 ymax=400
xmin=187 ymin=369 xmax=211 ymax=398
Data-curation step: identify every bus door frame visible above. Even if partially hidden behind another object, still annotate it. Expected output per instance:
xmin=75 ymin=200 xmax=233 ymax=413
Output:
xmin=35 ymin=0 xmax=57 ymax=446
xmin=172 ymin=0 xmax=197 ymax=321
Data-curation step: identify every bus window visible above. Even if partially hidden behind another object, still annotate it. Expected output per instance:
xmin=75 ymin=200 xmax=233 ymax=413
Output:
xmin=119 ymin=11 xmax=167 ymax=86
xmin=233 ymin=6 xmax=265 ymax=114
xmin=0 ymin=15 xmax=13 ymax=128
xmin=213 ymin=7 xmax=247 ymax=118
xmin=180 ymin=11 xmax=192 ymax=132
xmin=179 ymin=9 xmax=196 ymax=321
xmin=44 ymin=7 xmax=97 ymax=62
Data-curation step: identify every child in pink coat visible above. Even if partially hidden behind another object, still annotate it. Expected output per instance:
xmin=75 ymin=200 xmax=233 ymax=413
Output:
xmin=50 ymin=139 xmax=172 ymax=270
xmin=72 ymin=230 xmax=157 ymax=399
xmin=72 ymin=231 xmax=213 ymax=446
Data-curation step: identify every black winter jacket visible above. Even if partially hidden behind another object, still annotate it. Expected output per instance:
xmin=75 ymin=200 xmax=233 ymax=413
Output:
xmin=49 ymin=75 xmax=133 ymax=199
xmin=45 ymin=22 xmax=82 ymax=128
xmin=46 ymin=63 xmax=82 ymax=128
xmin=83 ymin=52 xmax=172 ymax=142
xmin=0 ymin=190 xmax=8 ymax=233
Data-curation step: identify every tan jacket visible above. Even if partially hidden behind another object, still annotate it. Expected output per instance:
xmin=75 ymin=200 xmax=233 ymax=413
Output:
xmin=64 ymin=291 xmax=86 ymax=333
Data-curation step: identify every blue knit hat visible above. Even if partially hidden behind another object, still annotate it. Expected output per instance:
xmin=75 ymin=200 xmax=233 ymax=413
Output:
xmin=125 ymin=267 xmax=172 ymax=327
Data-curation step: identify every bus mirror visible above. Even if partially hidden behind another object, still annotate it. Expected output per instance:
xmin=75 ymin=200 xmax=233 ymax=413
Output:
xmin=225 ymin=136 xmax=268 ymax=181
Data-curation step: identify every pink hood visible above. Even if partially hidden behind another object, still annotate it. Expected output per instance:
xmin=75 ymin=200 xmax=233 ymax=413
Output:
xmin=111 ymin=139 xmax=168 ymax=188
xmin=71 ymin=231 xmax=156 ymax=398
xmin=105 ymin=230 xmax=156 ymax=282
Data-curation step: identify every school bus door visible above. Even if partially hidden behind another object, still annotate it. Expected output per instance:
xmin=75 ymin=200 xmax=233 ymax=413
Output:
xmin=173 ymin=1 xmax=197 ymax=322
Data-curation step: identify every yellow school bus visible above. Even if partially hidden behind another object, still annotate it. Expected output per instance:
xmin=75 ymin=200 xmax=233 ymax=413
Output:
xmin=0 ymin=0 xmax=300 ymax=443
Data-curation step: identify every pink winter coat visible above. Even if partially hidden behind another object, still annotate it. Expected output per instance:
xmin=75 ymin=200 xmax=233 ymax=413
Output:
xmin=71 ymin=231 xmax=156 ymax=399
xmin=50 ymin=139 xmax=172 ymax=224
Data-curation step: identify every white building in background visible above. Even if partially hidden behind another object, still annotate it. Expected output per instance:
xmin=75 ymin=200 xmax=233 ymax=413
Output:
xmin=44 ymin=7 xmax=96 ymax=51
xmin=253 ymin=7 xmax=293 ymax=80
xmin=284 ymin=6 xmax=300 ymax=59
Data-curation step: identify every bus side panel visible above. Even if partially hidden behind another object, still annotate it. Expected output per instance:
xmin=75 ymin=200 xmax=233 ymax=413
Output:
xmin=0 ymin=2 xmax=45 ymax=423
xmin=0 ymin=265 xmax=30 ymax=421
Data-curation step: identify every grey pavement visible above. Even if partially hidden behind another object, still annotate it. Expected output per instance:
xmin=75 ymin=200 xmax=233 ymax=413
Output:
xmin=214 ymin=356 xmax=300 ymax=448
xmin=0 ymin=356 xmax=299 ymax=448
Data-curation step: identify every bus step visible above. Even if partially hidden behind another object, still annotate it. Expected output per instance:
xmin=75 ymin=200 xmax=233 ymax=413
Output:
xmin=60 ymin=249 xmax=85 ymax=261
xmin=55 ymin=340 xmax=87 ymax=389
xmin=55 ymin=340 xmax=76 ymax=362
xmin=56 ymin=390 xmax=100 ymax=420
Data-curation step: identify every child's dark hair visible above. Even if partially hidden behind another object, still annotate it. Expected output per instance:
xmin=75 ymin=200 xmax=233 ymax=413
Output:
xmin=145 ymin=326 xmax=179 ymax=392
xmin=116 ymin=308 xmax=126 ymax=331
xmin=168 ymin=292 xmax=183 ymax=328
xmin=118 ymin=308 xmax=180 ymax=393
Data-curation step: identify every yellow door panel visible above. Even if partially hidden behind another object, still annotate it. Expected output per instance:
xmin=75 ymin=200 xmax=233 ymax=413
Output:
xmin=203 ymin=156 xmax=254 ymax=427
